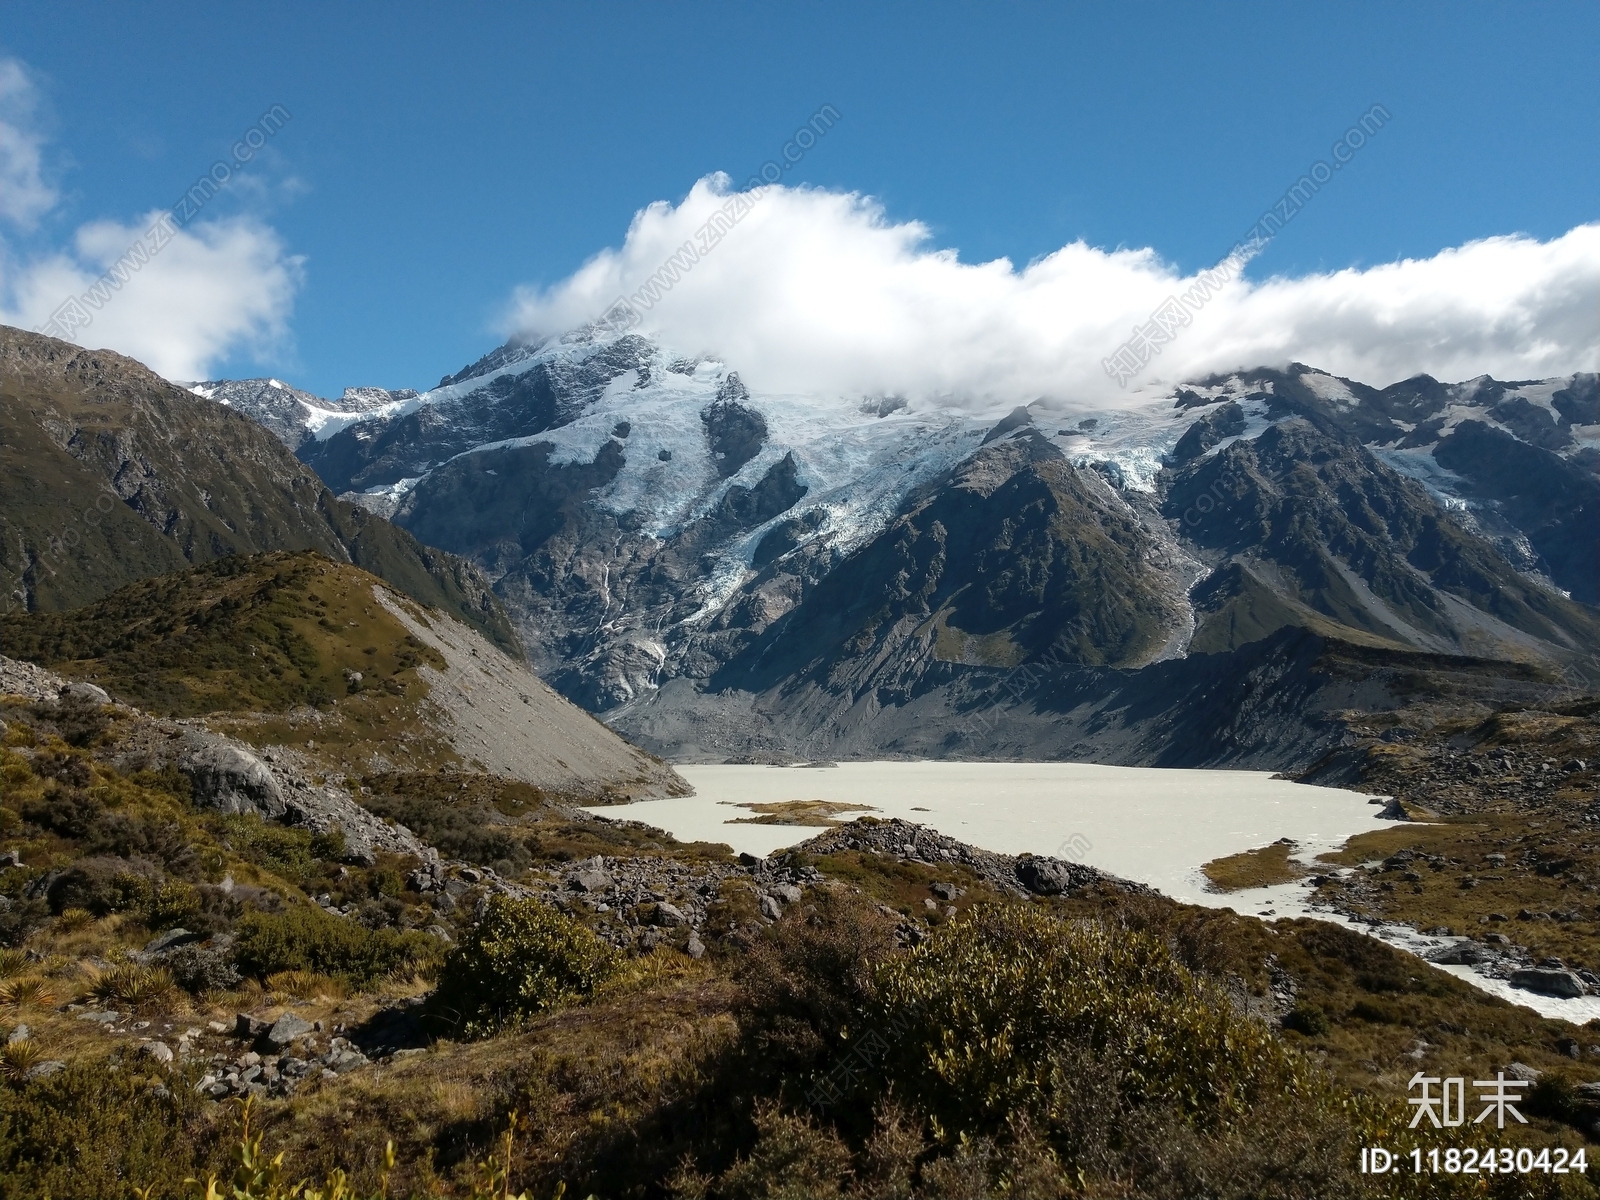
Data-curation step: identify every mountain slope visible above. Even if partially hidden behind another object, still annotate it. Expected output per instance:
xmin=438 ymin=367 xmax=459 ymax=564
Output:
xmin=1163 ymin=419 xmax=1599 ymax=660
xmin=0 ymin=326 xmax=516 ymax=652
xmin=191 ymin=328 xmax=1599 ymax=766
xmin=0 ymin=551 xmax=685 ymax=799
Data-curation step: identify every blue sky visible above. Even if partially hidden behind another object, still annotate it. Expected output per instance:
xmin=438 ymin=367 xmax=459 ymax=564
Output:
xmin=1 ymin=1 xmax=1596 ymax=396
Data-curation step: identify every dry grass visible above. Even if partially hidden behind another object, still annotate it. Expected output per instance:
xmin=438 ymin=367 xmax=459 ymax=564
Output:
xmin=1202 ymin=838 xmax=1311 ymax=891
xmin=724 ymin=799 xmax=878 ymax=826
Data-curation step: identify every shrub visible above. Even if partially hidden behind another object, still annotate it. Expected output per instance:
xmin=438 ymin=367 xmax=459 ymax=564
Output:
xmin=0 ymin=1057 xmax=214 ymax=1198
xmin=26 ymin=693 xmax=109 ymax=748
xmin=165 ymin=944 xmax=241 ymax=994
xmin=1283 ymin=1001 xmax=1331 ymax=1037
xmin=0 ymin=950 xmax=27 ymax=980
xmin=43 ymin=855 xmax=162 ymax=916
xmin=432 ymin=894 xmax=619 ymax=1036
xmin=867 ymin=906 xmax=1314 ymax=1143
xmin=21 ymin=784 xmax=104 ymax=839
xmin=234 ymin=906 xmax=435 ymax=989
xmin=217 ymin=813 xmax=318 ymax=882
xmin=733 ymin=889 xmax=899 ymax=1074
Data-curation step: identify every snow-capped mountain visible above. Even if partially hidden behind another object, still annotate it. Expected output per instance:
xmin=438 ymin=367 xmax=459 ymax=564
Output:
xmin=183 ymin=377 xmax=417 ymax=453
xmin=196 ymin=329 xmax=1600 ymax=763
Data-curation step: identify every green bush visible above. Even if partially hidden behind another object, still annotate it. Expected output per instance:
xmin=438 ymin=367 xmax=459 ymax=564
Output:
xmin=234 ymin=906 xmax=435 ymax=989
xmin=868 ymin=906 xmax=1314 ymax=1141
xmin=1283 ymin=1001 xmax=1332 ymax=1037
xmin=217 ymin=813 xmax=318 ymax=882
xmin=432 ymin=894 xmax=619 ymax=1036
xmin=0 ymin=1058 xmax=219 ymax=1198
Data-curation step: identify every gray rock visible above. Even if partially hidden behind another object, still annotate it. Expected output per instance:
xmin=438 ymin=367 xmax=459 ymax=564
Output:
xmin=77 ymin=1010 xmax=121 ymax=1025
xmin=143 ymin=928 xmax=201 ymax=955
xmin=931 ymin=882 xmax=960 ymax=901
xmin=323 ymin=1049 xmax=369 ymax=1074
xmin=234 ymin=1014 xmax=268 ymax=1039
xmin=1426 ymin=941 xmax=1497 ymax=966
xmin=259 ymin=1013 xmax=314 ymax=1050
xmin=7 ymin=1025 xmax=29 ymax=1043
xmin=27 ymin=1060 xmax=65 ymax=1079
xmin=770 ymin=883 xmax=802 ymax=905
xmin=140 ymin=1041 xmax=174 ymax=1064
xmin=655 ymin=902 xmax=688 ymax=927
xmin=181 ymin=745 xmax=286 ymax=817
xmin=573 ymin=868 xmax=612 ymax=893
xmin=1015 ymin=856 xmax=1075 ymax=895
xmin=424 ymin=924 xmax=454 ymax=943
xmin=1509 ymin=969 xmax=1585 ymax=999
xmin=1504 ymin=1062 xmax=1543 ymax=1082
xmin=60 ymin=681 xmax=111 ymax=705
xmin=758 ymin=894 xmax=783 ymax=921
xmin=686 ymin=935 xmax=706 ymax=960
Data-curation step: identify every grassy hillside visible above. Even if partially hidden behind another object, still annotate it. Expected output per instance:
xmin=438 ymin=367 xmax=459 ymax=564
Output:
xmin=3 ymin=679 xmax=1598 ymax=1196
xmin=0 ymin=551 xmax=444 ymax=718
xmin=0 ymin=325 xmax=518 ymax=654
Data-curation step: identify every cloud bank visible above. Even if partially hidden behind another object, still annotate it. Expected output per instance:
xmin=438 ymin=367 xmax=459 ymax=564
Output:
xmin=508 ymin=175 xmax=1600 ymax=405
xmin=0 ymin=58 xmax=57 ymax=228
xmin=0 ymin=56 xmax=303 ymax=381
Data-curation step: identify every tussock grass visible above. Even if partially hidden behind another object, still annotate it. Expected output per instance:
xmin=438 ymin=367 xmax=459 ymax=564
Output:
xmin=1202 ymin=838 xmax=1310 ymax=891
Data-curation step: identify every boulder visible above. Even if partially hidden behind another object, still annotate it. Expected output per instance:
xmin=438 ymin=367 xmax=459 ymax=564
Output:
xmin=60 ymin=681 xmax=111 ymax=705
xmin=1509 ymin=969 xmax=1585 ymax=999
xmin=322 ymin=1048 xmax=369 ymax=1074
xmin=181 ymin=744 xmax=286 ymax=817
xmin=140 ymin=1041 xmax=174 ymax=1064
xmin=758 ymin=894 xmax=783 ymax=921
xmin=259 ymin=1013 xmax=314 ymax=1050
xmin=143 ymin=928 xmax=202 ymax=955
xmin=1015 ymin=855 xmax=1074 ymax=895
xmin=654 ymin=902 xmax=688 ymax=927
xmin=1425 ymin=941 xmax=1496 ymax=966
xmin=770 ymin=883 xmax=802 ymax=905
xmin=572 ymin=868 xmax=611 ymax=893
xmin=685 ymin=935 xmax=706 ymax=960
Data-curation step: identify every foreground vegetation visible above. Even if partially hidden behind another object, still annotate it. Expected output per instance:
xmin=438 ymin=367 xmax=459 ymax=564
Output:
xmin=3 ymin=565 xmax=1599 ymax=1196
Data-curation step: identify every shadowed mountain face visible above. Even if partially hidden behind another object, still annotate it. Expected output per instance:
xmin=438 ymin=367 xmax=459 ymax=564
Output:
xmin=710 ymin=430 xmax=1189 ymax=700
xmin=1162 ymin=419 xmax=1599 ymax=660
xmin=0 ymin=326 xmax=517 ymax=653
xmin=178 ymin=330 xmax=1598 ymax=768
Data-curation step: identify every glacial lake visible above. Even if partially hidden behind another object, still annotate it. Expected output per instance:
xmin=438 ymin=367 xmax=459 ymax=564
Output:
xmin=588 ymin=761 xmax=1600 ymax=1019
xmin=586 ymin=761 xmax=1393 ymax=906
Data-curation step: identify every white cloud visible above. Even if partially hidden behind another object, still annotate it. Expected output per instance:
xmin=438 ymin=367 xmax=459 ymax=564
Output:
xmin=2 ymin=211 xmax=304 ymax=381
xmin=0 ymin=54 xmax=304 ymax=381
xmin=0 ymin=57 xmax=57 ymax=228
xmin=507 ymin=175 xmax=1600 ymax=406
